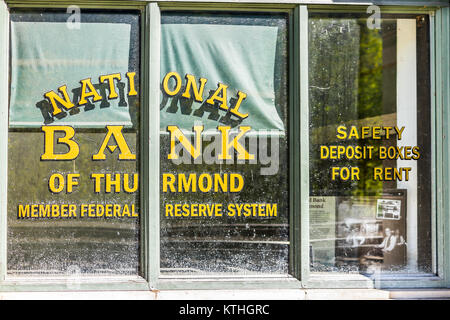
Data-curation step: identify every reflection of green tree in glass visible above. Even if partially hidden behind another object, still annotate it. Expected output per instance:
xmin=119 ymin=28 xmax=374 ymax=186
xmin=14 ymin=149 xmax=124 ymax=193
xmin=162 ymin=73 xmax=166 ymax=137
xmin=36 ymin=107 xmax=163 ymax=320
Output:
xmin=309 ymin=18 xmax=390 ymax=196
xmin=354 ymin=22 xmax=383 ymax=196
xmin=357 ymin=22 xmax=383 ymax=120
xmin=309 ymin=19 xmax=360 ymax=128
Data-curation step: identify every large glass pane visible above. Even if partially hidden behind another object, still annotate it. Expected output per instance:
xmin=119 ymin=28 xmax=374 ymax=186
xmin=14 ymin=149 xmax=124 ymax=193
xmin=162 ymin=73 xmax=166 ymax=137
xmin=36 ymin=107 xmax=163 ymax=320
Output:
xmin=309 ymin=14 xmax=432 ymax=275
xmin=160 ymin=12 xmax=289 ymax=276
xmin=7 ymin=10 xmax=141 ymax=276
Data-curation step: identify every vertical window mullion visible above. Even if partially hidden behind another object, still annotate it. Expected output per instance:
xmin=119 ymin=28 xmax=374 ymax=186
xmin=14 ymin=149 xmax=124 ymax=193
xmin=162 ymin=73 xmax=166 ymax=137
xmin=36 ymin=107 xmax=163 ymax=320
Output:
xmin=437 ymin=6 xmax=450 ymax=287
xmin=298 ymin=5 xmax=310 ymax=283
xmin=146 ymin=2 xmax=161 ymax=287
xmin=0 ymin=0 xmax=9 ymax=284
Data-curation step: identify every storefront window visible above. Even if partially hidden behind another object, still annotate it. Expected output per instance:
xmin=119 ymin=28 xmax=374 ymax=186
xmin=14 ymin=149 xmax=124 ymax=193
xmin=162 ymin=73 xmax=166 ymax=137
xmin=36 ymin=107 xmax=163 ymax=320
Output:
xmin=309 ymin=14 xmax=432 ymax=275
xmin=7 ymin=10 xmax=141 ymax=276
xmin=1 ymin=2 xmax=446 ymax=293
xmin=159 ymin=12 xmax=289 ymax=275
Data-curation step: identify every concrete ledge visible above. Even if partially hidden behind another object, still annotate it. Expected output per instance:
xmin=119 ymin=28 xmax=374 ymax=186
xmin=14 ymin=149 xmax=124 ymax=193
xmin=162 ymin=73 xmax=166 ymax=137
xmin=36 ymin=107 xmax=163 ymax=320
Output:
xmin=305 ymin=289 xmax=390 ymax=300
xmin=0 ymin=291 xmax=157 ymax=300
xmin=388 ymin=289 xmax=450 ymax=300
xmin=1 ymin=289 xmax=450 ymax=300
xmin=156 ymin=289 xmax=306 ymax=300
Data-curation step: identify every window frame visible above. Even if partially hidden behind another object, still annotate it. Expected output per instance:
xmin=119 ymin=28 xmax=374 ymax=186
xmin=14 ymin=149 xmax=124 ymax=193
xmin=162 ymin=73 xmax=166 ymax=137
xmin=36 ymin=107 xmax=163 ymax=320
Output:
xmin=152 ymin=3 xmax=305 ymax=291
xmin=0 ymin=0 xmax=150 ymax=292
xmin=304 ymin=4 xmax=448 ymax=289
xmin=0 ymin=0 xmax=448 ymax=291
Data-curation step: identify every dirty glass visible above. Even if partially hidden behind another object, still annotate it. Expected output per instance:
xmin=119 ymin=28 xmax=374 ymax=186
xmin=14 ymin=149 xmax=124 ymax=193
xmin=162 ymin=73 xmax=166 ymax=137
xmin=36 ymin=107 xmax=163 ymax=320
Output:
xmin=309 ymin=14 xmax=432 ymax=275
xmin=7 ymin=10 xmax=141 ymax=276
xmin=160 ymin=13 xmax=289 ymax=276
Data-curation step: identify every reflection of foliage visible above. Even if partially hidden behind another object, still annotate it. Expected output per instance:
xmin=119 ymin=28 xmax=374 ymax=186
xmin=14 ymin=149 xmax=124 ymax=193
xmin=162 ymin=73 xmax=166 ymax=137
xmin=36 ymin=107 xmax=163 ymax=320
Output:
xmin=357 ymin=21 xmax=383 ymax=120
xmin=309 ymin=18 xmax=360 ymax=127
xmin=309 ymin=18 xmax=390 ymax=196
xmin=354 ymin=22 xmax=383 ymax=195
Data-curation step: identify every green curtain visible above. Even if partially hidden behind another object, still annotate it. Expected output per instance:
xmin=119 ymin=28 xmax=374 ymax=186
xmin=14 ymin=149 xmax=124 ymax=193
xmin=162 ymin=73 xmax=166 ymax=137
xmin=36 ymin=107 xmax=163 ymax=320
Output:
xmin=10 ymin=22 xmax=133 ymax=127
xmin=160 ymin=22 xmax=285 ymax=132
